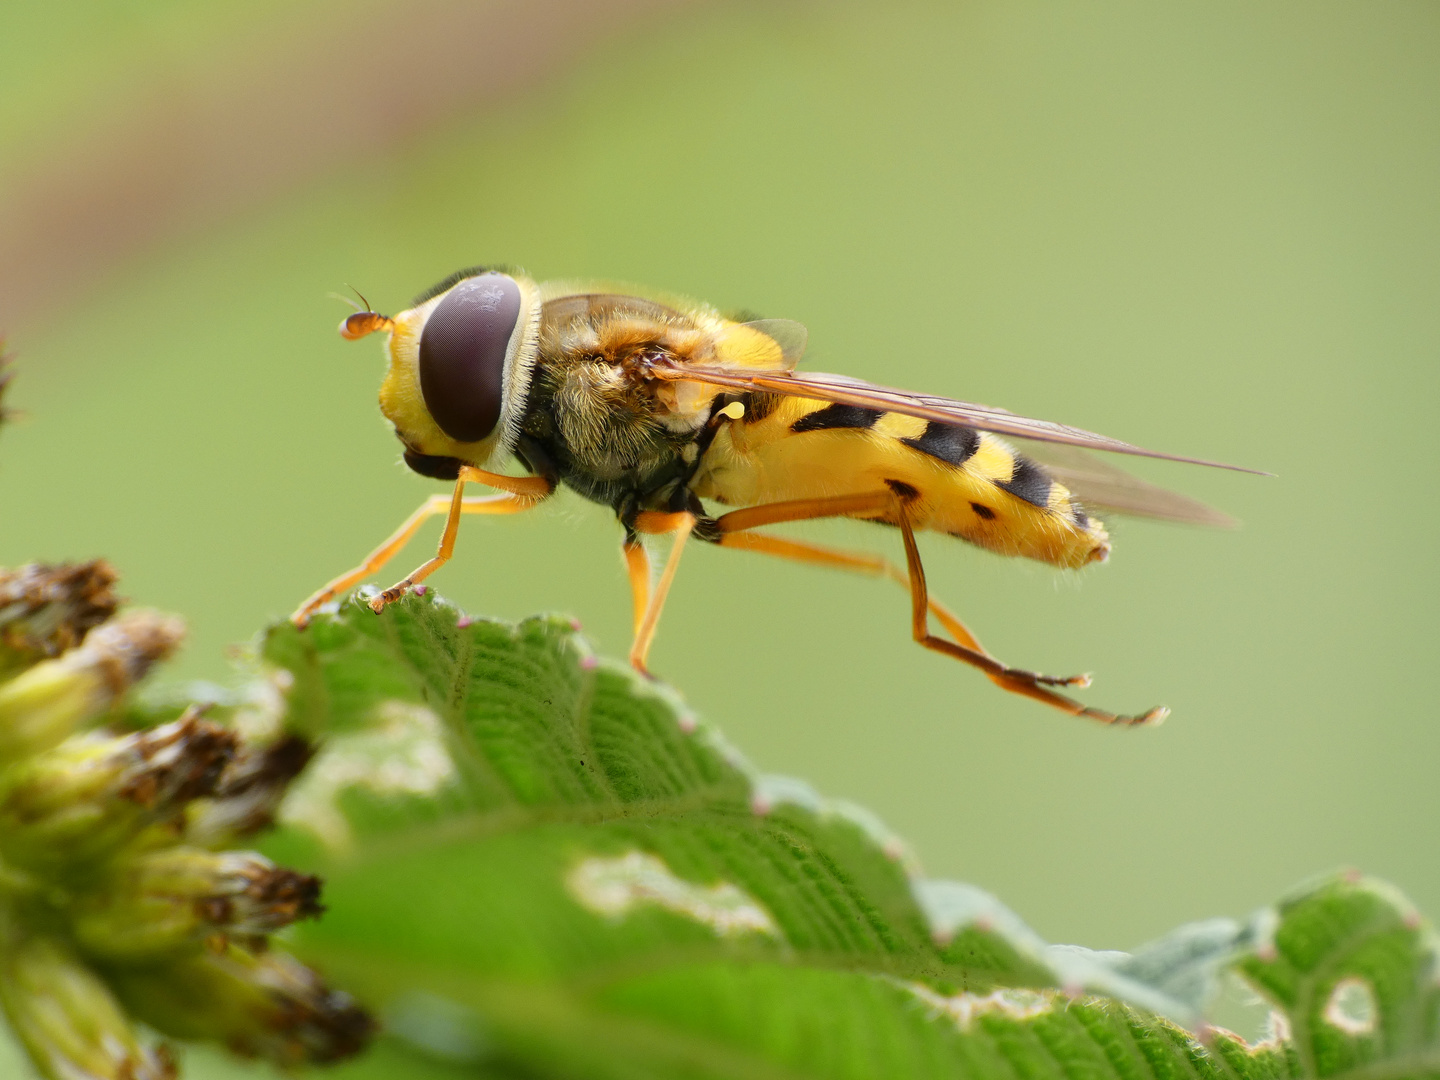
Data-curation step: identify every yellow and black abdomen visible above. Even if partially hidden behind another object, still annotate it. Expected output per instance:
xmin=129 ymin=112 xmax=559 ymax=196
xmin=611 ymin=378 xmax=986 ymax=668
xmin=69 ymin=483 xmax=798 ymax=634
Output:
xmin=691 ymin=396 xmax=1111 ymax=569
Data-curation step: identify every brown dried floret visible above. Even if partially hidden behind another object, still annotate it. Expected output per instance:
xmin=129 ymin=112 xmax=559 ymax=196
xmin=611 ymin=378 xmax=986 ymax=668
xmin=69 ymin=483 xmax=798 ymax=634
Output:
xmin=110 ymin=942 xmax=375 ymax=1066
xmin=72 ymin=849 xmax=323 ymax=960
xmin=0 ymin=560 xmax=121 ymax=668
xmin=186 ymin=734 xmax=316 ymax=846
xmin=0 ymin=710 xmax=238 ymax=870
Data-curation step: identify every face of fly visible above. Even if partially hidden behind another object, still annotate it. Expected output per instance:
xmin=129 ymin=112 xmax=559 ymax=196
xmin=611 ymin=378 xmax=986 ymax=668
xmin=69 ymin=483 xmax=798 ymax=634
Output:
xmin=340 ymin=269 xmax=546 ymax=474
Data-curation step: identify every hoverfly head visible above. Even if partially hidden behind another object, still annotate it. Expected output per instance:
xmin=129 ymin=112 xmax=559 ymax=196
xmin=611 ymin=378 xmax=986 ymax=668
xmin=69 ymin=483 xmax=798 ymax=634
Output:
xmin=372 ymin=269 xmax=543 ymax=474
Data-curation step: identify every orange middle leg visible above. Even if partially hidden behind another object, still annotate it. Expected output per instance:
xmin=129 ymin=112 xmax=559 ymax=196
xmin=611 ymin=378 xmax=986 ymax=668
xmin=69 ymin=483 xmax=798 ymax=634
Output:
xmin=621 ymin=538 xmax=651 ymax=641
xmin=625 ymin=511 xmax=697 ymax=676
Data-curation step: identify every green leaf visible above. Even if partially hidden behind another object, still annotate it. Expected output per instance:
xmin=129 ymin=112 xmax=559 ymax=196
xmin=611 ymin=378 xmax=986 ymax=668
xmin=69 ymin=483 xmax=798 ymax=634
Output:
xmin=248 ymin=593 xmax=1440 ymax=1080
xmin=1237 ymin=875 xmax=1440 ymax=1078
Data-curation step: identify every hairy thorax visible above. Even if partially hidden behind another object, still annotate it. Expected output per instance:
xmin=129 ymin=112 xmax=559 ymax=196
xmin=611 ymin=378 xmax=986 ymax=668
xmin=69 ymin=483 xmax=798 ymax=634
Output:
xmin=522 ymin=307 xmax=719 ymax=510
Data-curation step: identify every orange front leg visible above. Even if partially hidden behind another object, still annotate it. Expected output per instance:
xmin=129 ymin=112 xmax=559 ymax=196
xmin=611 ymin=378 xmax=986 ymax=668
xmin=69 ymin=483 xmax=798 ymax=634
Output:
xmin=292 ymin=469 xmax=552 ymax=626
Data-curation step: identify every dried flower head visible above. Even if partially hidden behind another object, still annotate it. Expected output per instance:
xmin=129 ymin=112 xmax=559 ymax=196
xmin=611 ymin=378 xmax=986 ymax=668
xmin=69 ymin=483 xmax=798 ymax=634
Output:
xmin=0 ymin=561 xmax=120 ymax=672
xmin=0 ymin=610 xmax=185 ymax=764
xmin=0 ymin=710 xmax=239 ymax=872
xmin=185 ymin=733 xmax=315 ymax=847
xmin=110 ymin=942 xmax=375 ymax=1067
xmin=0 ymin=562 xmax=371 ymax=1079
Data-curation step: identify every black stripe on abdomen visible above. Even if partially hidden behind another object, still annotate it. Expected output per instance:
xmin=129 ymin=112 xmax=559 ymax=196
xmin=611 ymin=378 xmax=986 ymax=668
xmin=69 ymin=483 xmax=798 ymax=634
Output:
xmin=996 ymin=456 xmax=1054 ymax=509
xmin=902 ymin=422 xmax=980 ymax=467
xmin=790 ymin=403 xmax=883 ymax=433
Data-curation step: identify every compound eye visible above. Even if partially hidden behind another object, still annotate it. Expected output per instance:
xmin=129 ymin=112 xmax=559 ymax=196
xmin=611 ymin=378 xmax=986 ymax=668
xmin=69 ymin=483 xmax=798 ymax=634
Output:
xmin=418 ymin=272 xmax=522 ymax=442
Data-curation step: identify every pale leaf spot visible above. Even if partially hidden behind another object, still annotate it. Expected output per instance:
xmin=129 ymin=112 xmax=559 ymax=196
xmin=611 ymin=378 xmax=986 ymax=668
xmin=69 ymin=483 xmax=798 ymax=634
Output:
xmin=1258 ymin=1010 xmax=1292 ymax=1049
xmin=386 ymin=991 xmax=488 ymax=1063
xmin=1323 ymin=977 xmax=1377 ymax=1036
xmin=566 ymin=851 xmax=780 ymax=939
xmin=228 ymin=667 xmax=293 ymax=743
xmin=279 ymin=700 xmax=455 ymax=850
xmin=903 ymin=982 xmax=1055 ymax=1031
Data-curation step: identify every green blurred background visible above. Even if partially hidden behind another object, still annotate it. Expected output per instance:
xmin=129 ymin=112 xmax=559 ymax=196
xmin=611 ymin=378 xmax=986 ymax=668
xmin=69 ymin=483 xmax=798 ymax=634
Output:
xmin=2 ymin=0 xmax=1437 ymax=973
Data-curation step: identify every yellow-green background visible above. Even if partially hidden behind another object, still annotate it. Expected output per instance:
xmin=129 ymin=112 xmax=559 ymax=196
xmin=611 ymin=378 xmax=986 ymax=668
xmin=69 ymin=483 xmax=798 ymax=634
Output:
xmin=2 ymin=0 xmax=1436 ymax=972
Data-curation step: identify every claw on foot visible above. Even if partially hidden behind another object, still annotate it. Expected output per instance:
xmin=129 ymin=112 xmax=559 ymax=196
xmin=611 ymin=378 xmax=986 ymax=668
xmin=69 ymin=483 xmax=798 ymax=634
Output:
xmin=1095 ymin=705 xmax=1168 ymax=727
xmin=368 ymin=582 xmax=410 ymax=614
xmin=290 ymin=600 xmax=327 ymax=629
xmin=629 ymin=658 xmax=659 ymax=682
xmin=1000 ymin=667 xmax=1090 ymax=690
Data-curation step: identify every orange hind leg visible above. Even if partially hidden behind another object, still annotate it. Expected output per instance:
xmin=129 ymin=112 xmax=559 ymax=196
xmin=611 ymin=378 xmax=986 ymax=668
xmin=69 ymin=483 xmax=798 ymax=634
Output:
xmin=695 ymin=491 xmax=1166 ymax=726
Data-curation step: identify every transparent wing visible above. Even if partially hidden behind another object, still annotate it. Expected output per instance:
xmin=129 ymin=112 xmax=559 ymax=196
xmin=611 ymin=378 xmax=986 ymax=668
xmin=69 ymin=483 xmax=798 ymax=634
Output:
xmin=542 ymin=292 xmax=683 ymax=324
xmin=740 ymin=319 xmax=808 ymax=366
xmin=1012 ymin=440 xmax=1236 ymax=527
xmin=651 ymin=360 xmax=1267 ymax=475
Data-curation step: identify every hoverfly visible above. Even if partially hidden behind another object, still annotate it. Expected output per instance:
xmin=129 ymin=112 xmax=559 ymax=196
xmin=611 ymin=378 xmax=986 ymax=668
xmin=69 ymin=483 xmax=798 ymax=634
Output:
xmin=293 ymin=267 xmax=1260 ymax=724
